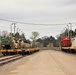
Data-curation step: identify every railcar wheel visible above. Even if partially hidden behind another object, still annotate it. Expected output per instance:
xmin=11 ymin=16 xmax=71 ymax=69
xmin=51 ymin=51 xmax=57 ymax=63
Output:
xmin=6 ymin=50 xmax=10 ymax=55
xmin=22 ymin=50 xmax=25 ymax=55
xmin=71 ymin=49 xmax=75 ymax=53
xmin=68 ymin=49 xmax=70 ymax=53
xmin=2 ymin=53 xmax=6 ymax=56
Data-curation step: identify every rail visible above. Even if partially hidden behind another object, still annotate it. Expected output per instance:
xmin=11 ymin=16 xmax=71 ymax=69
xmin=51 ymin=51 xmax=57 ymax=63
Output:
xmin=0 ymin=55 xmax=23 ymax=66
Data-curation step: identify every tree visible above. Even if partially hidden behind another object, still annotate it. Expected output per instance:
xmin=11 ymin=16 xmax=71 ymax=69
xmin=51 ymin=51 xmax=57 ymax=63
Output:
xmin=21 ymin=33 xmax=26 ymax=41
xmin=14 ymin=32 xmax=20 ymax=38
xmin=37 ymin=36 xmax=59 ymax=47
xmin=30 ymin=31 xmax=39 ymax=47
xmin=47 ymin=43 xmax=53 ymax=47
xmin=2 ymin=31 xmax=8 ymax=38
xmin=26 ymin=39 xmax=31 ymax=44
xmin=73 ymin=29 xmax=76 ymax=37
xmin=30 ymin=31 xmax=39 ymax=40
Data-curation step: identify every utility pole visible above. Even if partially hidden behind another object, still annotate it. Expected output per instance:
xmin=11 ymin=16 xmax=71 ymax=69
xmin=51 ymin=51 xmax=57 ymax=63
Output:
xmin=69 ymin=22 xmax=72 ymax=37
xmin=16 ymin=28 xmax=19 ymax=32
xmin=10 ymin=23 xmax=14 ymax=37
xmin=10 ymin=24 xmax=12 ymax=34
xmin=0 ymin=31 xmax=1 ymax=49
xmin=10 ymin=23 xmax=16 ymax=34
xmin=13 ymin=23 xmax=16 ymax=35
xmin=65 ymin=27 xmax=67 ymax=36
xmin=67 ymin=25 xmax=69 ymax=37
xmin=69 ymin=22 xmax=72 ymax=30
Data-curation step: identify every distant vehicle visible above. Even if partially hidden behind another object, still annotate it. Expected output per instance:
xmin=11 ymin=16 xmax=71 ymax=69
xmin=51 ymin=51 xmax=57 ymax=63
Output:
xmin=1 ymin=37 xmax=13 ymax=49
xmin=61 ymin=36 xmax=71 ymax=47
xmin=0 ymin=37 xmax=40 ymax=55
xmin=60 ymin=36 xmax=76 ymax=53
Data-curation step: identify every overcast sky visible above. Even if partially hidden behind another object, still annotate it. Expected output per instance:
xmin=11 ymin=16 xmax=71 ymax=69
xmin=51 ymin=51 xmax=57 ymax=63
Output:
xmin=0 ymin=0 xmax=76 ymax=39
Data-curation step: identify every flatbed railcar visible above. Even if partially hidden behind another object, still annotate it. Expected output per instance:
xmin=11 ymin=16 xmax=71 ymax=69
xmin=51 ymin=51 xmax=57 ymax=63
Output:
xmin=0 ymin=37 xmax=40 ymax=55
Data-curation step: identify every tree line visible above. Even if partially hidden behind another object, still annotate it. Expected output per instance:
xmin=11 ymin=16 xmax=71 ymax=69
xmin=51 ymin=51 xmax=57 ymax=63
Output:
xmin=0 ymin=31 xmax=59 ymax=47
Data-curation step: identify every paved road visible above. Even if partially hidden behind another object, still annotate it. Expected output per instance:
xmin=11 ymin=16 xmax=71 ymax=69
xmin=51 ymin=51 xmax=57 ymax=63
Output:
xmin=0 ymin=50 xmax=76 ymax=75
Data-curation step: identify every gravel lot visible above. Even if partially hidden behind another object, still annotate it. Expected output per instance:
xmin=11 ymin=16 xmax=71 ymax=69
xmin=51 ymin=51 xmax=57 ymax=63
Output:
xmin=0 ymin=50 xmax=76 ymax=75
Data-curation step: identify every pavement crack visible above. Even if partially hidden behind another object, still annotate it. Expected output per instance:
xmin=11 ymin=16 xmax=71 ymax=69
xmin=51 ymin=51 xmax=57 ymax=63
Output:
xmin=49 ymin=52 xmax=67 ymax=75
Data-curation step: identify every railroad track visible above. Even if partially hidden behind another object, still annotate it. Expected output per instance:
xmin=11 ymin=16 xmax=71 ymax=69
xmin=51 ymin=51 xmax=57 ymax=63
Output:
xmin=0 ymin=55 xmax=23 ymax=66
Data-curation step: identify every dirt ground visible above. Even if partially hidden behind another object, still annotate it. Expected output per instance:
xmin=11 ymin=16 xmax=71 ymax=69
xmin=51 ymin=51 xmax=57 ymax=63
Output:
xmin=0 ymin=50 xmax=76 ymax=75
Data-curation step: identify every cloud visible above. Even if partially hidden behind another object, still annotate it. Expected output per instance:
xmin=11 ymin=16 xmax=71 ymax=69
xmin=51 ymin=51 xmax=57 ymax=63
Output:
xmin=0 ymin=0 xmax=76 ymax=38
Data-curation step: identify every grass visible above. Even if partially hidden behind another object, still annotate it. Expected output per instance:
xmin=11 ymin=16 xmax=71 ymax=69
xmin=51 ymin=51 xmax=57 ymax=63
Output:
xmin=0 ymin=53 xmax=3 ymax=57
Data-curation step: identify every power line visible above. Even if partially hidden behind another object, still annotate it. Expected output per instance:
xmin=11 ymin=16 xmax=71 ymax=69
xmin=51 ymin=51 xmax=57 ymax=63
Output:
xmin=0 ymin=18 xmax=76 ymax=26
